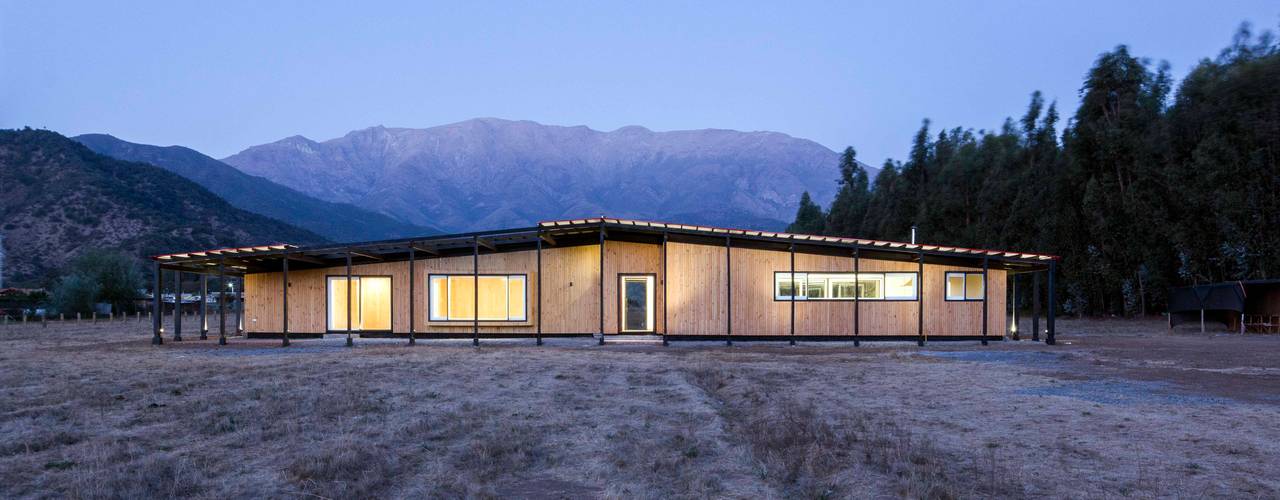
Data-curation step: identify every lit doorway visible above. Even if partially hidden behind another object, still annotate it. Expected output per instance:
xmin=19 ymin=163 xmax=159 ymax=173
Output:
xmin=618 ymin=274 xmax=655 ymax=333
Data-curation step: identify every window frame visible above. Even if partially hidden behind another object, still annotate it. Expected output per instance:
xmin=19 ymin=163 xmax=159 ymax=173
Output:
xmin=773 ymin=271 xmax=919 ymax=302
xmin=325 ymin=275 xmax=394 ymax=333
xmin=944 ymin=271 xmax=986 ymax=302
xmin=427 ymin=273 xmax=529 ymax=322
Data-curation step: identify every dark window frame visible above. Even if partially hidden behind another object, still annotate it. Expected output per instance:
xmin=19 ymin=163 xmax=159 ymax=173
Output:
xmin=943 ymin=271 xmax=986 ymax=302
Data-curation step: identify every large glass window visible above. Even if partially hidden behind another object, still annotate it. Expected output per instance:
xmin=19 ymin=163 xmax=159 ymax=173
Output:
xmin=775 ymin=272 xmax=916 ymax=301
xmin=945 ymin=272 xmax=985 ymax=301
xmin=429 ymin=274 xmax=527 ymax=321
xmin=327 ymin=276 xmax=392 ymax=331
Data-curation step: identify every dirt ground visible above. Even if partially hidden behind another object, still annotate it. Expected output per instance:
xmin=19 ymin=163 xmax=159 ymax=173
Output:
xmin=1 ymin=315 xmax=1277 ymax=499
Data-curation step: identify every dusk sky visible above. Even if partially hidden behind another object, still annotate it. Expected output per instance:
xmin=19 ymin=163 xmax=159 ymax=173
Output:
xmin=3 ymin=1 xmax=1276 ymax=163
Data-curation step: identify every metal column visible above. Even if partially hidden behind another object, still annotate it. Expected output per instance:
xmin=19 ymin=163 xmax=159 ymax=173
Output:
xmin=1032 ymin=272 xmax=1041 ymax=342
xmin=598 ymin=224 xmax=605 ymax=346
xmin=173 ymin=269 xmax=183 ymax=342
xmin=981 ymin=256 xmax=989 ymax=345
xmin=152 ymin=261 xmax=163 ymax=345
xmin=472 ymin=236 xmax=479 ymax=347
xmin=346 ymin=252 xmax=354 ymax=348
xmin=408 ymin=247 xmax=416 ymax=346
xmin=235 ymin=277 xmax=243 ymax=335
xmin=218 ymin=259 xmax=227 ymax=345
xmin=1047 ymin=260 xmax=1057 ymax=345
xmin=199 ymin=274 xmax=208 ymax=340
xmin=536 ymin=234 xmax=543 ymax=346
xmin=662 ymin=231 xmax=668 ymax=346
xmin=916 ymin=250 xmax=924 ymax=346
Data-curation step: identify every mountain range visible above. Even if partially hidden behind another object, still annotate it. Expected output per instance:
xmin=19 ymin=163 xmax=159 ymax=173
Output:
xmin=222 ymin=118 xmax=859 ymax=232
xmin=0 ymin=129 xmax=326 ymax=286
xmin=74 ymin=134 xmax=436 ymax=242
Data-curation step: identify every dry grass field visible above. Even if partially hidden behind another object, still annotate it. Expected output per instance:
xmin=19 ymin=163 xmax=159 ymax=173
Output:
xmin=1 ymin=315 xmax=1278 ymax=499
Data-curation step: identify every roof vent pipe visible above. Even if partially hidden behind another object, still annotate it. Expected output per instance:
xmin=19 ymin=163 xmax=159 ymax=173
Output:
xmin=910 ymin=226 xmax=917 ymax=244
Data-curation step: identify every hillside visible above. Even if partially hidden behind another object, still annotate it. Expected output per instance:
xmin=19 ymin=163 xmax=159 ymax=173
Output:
xmin=0 ymin=129 xmax=326 ymax=286
xmin=75 ymin=134 xmax=437 ymax=241
xmin=223 ymin=118 xmax=866 ymax=232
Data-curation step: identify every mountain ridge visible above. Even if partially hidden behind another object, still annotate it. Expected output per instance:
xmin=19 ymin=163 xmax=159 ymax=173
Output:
xmin=75 ymin=134 xmax=437 ymax=241
xmin=222 ymin=118 xmax=867 ymax=232
xmin=0 ymin=129 xmax=326 ymax=286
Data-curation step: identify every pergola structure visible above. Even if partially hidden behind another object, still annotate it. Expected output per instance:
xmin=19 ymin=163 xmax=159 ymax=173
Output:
xmin=150 ymin=217 xmax=1059 ymax=347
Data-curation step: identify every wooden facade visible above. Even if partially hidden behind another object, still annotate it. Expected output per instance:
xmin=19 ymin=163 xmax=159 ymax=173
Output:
xmin=240 ymin=239 xmax=1007 ymax=338
xmin=155 ymin=217 xmax=1057 ymax=343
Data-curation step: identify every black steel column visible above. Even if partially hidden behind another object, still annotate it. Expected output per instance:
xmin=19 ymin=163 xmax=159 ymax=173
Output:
xmin=536 ymin=234 xmax=543 ymax=346
xmin=598 ymin=224 xmax=604 ymax=346
xmin=346 ymin=252 xmax=354 ymax=347
xmin=199 ymin=274 xmax=208 ymax=340
xmin=152 ymin=261 xmax=163 ymax=345
xmin=281 ymin=255 xmax=289 ymax=347
xmin=472 ymin=236 xmax=479 ymax=347
xmin=853 ymin=247 xmax=860 ymax=346
xmin=725 ymin=235 xmax=731 ymax=346
xmin=218 ymin=260 xmax=227 ymax=345
xmin=408 ymin=247 xmax=416 ymax=346
xmin=981 ymin=256 xmax=989 ymax=346
xmin=1032 ymin=272 xmax=1041 ymax=342
xmin=789 ymin=242 xmax=796 ymax=345
xmin=173 ymin=269 xmax=183 ymax=342
xmin=1047 ymin=260 xmax=1057 ymax=345
xmin=916 ymin=250 xmax=924 ymax=346
xmin=662 ymin=231 xmax=668 ymax=346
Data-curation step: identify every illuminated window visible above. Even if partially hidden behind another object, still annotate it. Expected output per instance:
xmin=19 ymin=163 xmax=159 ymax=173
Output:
xmin=428 ymin=274 xmax=527 ymax=321
xmin=945 ymin=272 xmax=985 ymax=301
xmin=774 ymin=272 xmax=914 ymax=301
xmin=327 ymin=276 xmax=392 ymax=331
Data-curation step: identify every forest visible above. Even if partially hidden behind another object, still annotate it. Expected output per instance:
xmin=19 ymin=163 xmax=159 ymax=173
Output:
xmin=789 ymin=24 xmax=1279 ymax=316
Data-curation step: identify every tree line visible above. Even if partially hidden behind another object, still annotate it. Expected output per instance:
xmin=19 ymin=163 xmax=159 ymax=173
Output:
xmin=789 ymin=24 xmax=1279 ymax=316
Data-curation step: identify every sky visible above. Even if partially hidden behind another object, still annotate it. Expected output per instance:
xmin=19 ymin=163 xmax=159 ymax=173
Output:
xmin=2 ymin=1 xmax=1276 ymax=163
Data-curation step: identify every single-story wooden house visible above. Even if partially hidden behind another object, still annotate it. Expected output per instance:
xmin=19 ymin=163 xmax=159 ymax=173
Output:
xmin=148 ymin=217 xmax=1060 ymax=346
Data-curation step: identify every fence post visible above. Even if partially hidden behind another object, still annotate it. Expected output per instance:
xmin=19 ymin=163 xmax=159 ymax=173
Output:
xmin=42 ymin=312 xmax=47 ymax=328
xmin=77 ymin=312 xmax=81 ymax=323
xmin=92 ymin=312 xmax=97 ymax=324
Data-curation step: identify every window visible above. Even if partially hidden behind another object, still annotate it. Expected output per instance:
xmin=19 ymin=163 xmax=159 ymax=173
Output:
xmin=945 ymin=272 xmax=985 ymax=301
xmin=774 ymin=272 xmax=917 ymax=301
xmin=327 ymin=276 xmax=392 ymax=331
xmin=428 ymin=274 xmax=527 ymax=321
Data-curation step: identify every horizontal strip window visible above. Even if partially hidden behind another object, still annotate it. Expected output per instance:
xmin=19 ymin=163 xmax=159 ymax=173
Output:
xmin=945 ymin=272 xmax=985 ymax=301
xmin=428 ymin=274 xmax=527 ymax=321
xmin=775 ymin=272 xmax=918 ymax=301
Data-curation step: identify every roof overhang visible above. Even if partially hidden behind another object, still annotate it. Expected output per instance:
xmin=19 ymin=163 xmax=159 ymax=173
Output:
xmin=151 ymin=217 xmax=1058 ymax=275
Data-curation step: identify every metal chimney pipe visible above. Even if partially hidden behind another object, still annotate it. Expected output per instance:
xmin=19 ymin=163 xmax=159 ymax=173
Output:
xmin=910 ymin=226 xmax=917 ymax=244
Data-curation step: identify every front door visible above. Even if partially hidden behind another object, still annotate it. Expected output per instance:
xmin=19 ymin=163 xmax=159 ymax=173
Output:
xmin=619 ymin=275 xmax=655 ymax=333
